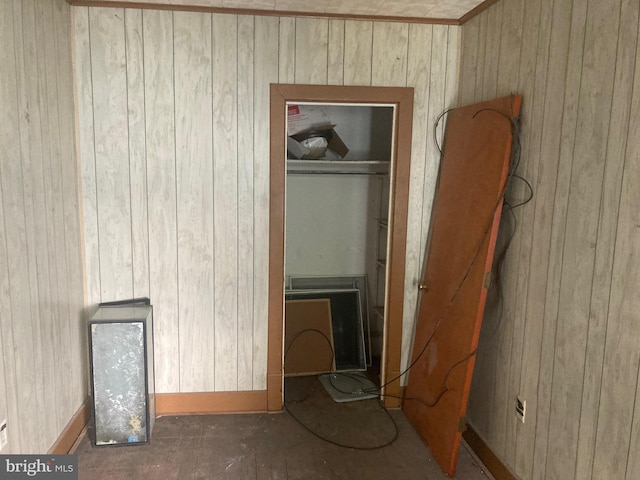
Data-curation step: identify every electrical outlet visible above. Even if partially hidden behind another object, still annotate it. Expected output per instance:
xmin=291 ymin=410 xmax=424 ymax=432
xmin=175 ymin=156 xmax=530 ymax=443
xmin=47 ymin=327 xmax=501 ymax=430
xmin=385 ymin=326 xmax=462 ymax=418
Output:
xmin=0 ymin=419 xmax=7 ymax=451
xmin=516 ymin=397 xmax=526 ymax=423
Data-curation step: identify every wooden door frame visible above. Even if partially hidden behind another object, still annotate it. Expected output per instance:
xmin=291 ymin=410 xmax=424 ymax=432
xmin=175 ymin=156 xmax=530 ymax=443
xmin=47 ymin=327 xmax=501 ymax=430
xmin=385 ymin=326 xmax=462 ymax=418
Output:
xmin=267 ymin=84 xmax=414 ymax=411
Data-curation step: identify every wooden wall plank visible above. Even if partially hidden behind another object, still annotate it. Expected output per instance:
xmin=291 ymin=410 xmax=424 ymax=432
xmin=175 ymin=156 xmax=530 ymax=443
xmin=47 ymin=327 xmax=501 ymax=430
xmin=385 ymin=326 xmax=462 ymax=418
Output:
xmin=444 ymin=26 xmax=460 ymax=108
xmin=36 ymin=0 xmax=67 ymax=444
xmin=344 ymin=20 xmax=373 ymax=86
xmin=0 ymin=0 xmax=85 ymax=454
xmin=212 ymin=13 xmax=239 ymax=391
xmin=0 ymin=1 xmax=28 ymax=452
xmin=327 ymin=19 xmax=344 ymax=85
xmin=502 ymin=0 xmax=550 ymax=466
xmin=589 ymin=4 xmax=640 ymax=477
xmin=579 ymin=1 xmax=638 ymax=478
xmin=13 ymin=0 xmax=49 ymax=450
xmin=89 ymin=7 xmax=133 ymax=301
xmin=125 ymin=9 xmax=150 ymax=300
xmin=531 ymin=2 xmax=587 ymax=479
xmin=545 ymin=0 xmax=620 ymax=477
xmin=54 ymin=0 xmax=86 ymax=410
xmin=52 ymin=0 xmax=86 ymax=422
xmin=457 ymin=15 xmax=479 ymax=105
xmin=277 ymin=16 xmax=295 ymax=83
xmin=174 ymin=10 xmax=215 ymax=392
xmin=42 ymin=0 xmax=76 ymax=437
xmin=0 ymin=176 xmax=18 ymax=454
xmin=495 ymin=0 xmax=524 ymax=96
xmin=294 ymin=17 xmax=329 ymax=84
xmin=73 ymin=6 xmax=102 ymax=308
xmin=480 ymin=0 xmax=502 ymax=100
xmin=619 ymin=12 xmax=640 ymax=480
xmin=473 ymin=11 xmax=487 ymax=102
xmin=143 ymin=9 xmax=180 ymax=393
xmin=512 ymin=0 xmax=572 ymax=476
xmin=371 ymin=22 xmax=409 ymax=87
xmin=237 ymin=14 xmax=256 ymax=391
xmin=401 ymin=23 xmax=433 ymax=379
xmin=252 ymin=15 xmax=279 ymax=390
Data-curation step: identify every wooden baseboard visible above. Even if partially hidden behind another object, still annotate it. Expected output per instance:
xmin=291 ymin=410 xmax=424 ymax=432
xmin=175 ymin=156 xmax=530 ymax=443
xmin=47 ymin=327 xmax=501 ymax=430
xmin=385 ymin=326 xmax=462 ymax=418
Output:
xmin=463 ymin=424 xmax=519 ymax=480
xmin=156 ymin=390 xmax=269 ymax=416
xmin=48 ymin=397 xmax=91 ymax=454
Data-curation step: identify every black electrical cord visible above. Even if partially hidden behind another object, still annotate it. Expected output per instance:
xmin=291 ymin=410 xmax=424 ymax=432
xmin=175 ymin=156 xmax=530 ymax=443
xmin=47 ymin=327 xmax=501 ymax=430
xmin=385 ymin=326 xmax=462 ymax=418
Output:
xmin=284 ymin=400 xmax=399 ymax=451
xmin=284 ymin=103 xmax=533 ymax=442
xmin=366 ymin=103 xmax=531 ymax=405
xmin=372 ymin=349 xmax=478 ymax=409
xmin=283 ymin=327 xmax=399 ymax=450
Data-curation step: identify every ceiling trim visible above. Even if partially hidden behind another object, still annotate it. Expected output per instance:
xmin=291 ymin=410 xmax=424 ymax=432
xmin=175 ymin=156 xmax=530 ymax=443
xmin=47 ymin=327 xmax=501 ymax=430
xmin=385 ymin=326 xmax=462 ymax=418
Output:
xmin=458 ymin=0 xmax=500 ymax=24
xmin=67 ymin=0 xmax=500 ymax=27
xmin=66 ymin=0 xmax=462 ymax=25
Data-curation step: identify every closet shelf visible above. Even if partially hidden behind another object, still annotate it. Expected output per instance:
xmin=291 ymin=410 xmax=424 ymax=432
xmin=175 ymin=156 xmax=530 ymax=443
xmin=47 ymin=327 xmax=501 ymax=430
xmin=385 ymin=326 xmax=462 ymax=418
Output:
xmin=287 ymin=159 xmax=390 ymax=175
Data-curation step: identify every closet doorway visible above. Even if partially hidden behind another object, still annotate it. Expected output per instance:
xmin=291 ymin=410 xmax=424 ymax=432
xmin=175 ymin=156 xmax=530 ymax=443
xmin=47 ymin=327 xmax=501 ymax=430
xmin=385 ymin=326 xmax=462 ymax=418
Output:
xmin=267 ymin=84 xmax=414 ymax=411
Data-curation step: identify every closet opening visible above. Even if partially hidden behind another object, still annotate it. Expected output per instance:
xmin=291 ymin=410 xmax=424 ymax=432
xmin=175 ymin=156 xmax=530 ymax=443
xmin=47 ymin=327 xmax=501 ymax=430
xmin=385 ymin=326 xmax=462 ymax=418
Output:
xmin=267 ymin=84 xmax=413 ymax=412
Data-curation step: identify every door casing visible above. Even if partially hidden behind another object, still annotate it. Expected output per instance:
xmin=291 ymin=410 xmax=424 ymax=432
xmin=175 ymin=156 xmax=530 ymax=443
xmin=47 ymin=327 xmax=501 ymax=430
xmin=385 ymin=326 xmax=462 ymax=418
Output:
xmin=267 ymin=84 xmax=414 ymax=410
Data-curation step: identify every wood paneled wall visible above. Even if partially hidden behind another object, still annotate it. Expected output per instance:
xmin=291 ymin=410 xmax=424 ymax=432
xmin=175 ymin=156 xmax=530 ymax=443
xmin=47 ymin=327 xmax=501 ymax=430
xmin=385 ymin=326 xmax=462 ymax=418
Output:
xmin=0 ymin=0 xmax=86 ymax=454
xmin=73 ymin=6 xmax=460 ymax=393
xmin=460 ymin=1 xmax=640 ymax=479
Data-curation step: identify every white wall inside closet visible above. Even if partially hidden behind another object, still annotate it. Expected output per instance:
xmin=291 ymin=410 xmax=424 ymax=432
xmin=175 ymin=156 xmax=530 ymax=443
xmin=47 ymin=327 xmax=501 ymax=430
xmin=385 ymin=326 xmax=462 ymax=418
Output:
xmin=73 ymin=6 xmax=460 ymax=394
xmin=285 ymin=104 xmax=393 ymax=357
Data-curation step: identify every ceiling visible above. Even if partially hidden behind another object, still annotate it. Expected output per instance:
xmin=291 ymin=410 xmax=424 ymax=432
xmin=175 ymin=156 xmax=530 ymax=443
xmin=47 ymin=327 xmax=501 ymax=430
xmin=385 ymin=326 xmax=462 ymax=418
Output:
xmin=73 ymin=0 xmax=491 ymax=23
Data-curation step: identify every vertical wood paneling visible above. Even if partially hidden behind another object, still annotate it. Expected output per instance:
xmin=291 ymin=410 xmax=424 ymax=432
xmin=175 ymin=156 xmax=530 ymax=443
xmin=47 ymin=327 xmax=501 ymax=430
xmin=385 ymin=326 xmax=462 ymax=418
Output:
xmin=480 ymin=0 xmax=502 ymax=100
xmin=13 ymin=0 xmax=48 ymax=449
xmin=513 ymin=0 xmax=572 ymax=475
xmin=546 ymin=0 xmax=619 ymax=477
xmin=89 ymin=8 xmax=133 ymax=301
xmin=444 ymin=27 xmax=460 ymax=108
xmin=73 ymin=6 xmax=101 ymax=308
xmin=42 ymin=0 xmax=76 ymax=439
xmin=143 ymin=9 xmax=180 ymax=393
xmin=590 ymin=6 xmax=640 ymax=477
xmin=458 ymin=16 xmax=479 ymax=105
xmin=532 ymin=2 xmax=587 ymax=478
xmin=495 ymin=0 xmax=524 ymax=95
xmin=36 ymin=1 xmax=66 ymax=443
xmin=327 ymin=19 xmax=344 ymax=85
xmin=578 ymin=1 xmax=638 ymax=478
xmin=75 ymin=7 xmax=459 ymax=400
xmin=0 ymin=1 xmax=30 ymax=452
xmin=237 ymin=15 xmax=255 ymax=390
xmin=174 ymin=11 xmax=214 ymax=392
xmin=473 ymin=12 xmax=488 ymax=102
xmin=212 ymin=13 xmax=239 ymax=391
xmin=294 ymin=17 xmax=329 ymax=84
xmin=1 ymin=0 xmax=85 ymax=453
xmin=344 ymin=21 xmax=373 ymax=86
xmin=504 ymin=0 xmax=550 ymax=466
xmin=460 ymin=1 xmax=640 ymax=480
xmin=0 ymin=179 xmax=18 ymax=454
xmin=277 ymin=17 xmax=295 ymax=83
xmin=372 ymin=22 xmax=409 ymax=87
xmin=252 ymin=15 xmax=279 ymax=390
xmin=125 ymin=9 xmax=150 ymax=299
xmin=53 ymin=0 xmax=85 ymax=410
xmin=48 ymin=0 xmax=80 ymax=433
xmin=401 ymin=23 xmax=433 ymax=378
